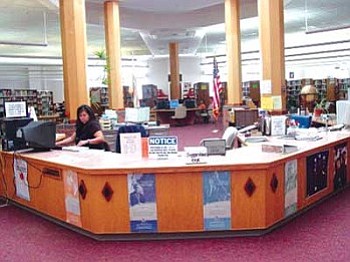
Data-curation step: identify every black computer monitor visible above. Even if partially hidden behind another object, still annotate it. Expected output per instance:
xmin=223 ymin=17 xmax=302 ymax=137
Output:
xmin=18 ymin=121 xmax=56 ymax=151
xmin=184 ymin=99 xmax=196 ymax=108
xmin=156 ymin=100 xmax=169 ymax=109
xmin=0 ymin=117 xmax=33 ymax=151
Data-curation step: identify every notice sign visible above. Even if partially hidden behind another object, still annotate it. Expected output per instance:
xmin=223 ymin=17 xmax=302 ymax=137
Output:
xmin=148 ymin=136 xmax=178 ymax=160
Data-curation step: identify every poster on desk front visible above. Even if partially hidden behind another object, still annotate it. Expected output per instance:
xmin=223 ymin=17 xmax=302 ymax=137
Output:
xmin=128 ymin=173 xmax=157 ymax=232
xmin=203 ymin=171 xmax=231 ymax=231
xmin=13 ymin=158 xmax=30 ymax=201
xmin=284 ymin=160 xmax=298 ymax=217
xmin=63 ymin=170 xmax=82 ymax=227
xmin=306 ymin=150 xmax=329 ymax=197
xmin=333 ymin=143 xmax=347 ymax=191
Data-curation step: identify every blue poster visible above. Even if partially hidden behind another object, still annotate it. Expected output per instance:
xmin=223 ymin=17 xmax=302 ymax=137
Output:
xmin=128 ymin=173 xmax=157 ymax=233
xmin=306 ymin=150 xmax=329 ymax=197
xmin=203 ymin=171 xmax=231 ymax=230
xmin=333 ymin=143 xmax=347 ymax=191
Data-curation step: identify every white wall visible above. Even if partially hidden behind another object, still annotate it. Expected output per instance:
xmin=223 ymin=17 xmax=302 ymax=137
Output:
xmin=147 ymin=56 xmax=202 ymax=96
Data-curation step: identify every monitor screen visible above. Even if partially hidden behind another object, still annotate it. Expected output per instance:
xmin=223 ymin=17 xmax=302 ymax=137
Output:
xmin=4 ymin=101 xmax=28 ymax=118
xmin=0 ymin=117 xmax=33 ymax=151
xmin=184 ymin=99 xmax=196 ymax=108
xmin=125 ymin=107 xmax=150 ymax=123
xmin=169 ymin=99 xmax=179 ymax=109
xmin=18 ymin=121 xmax=56 ymax=150
xmin=156 ymin=100 xmax=169 ymax=109
xmin=336 ymin=100 xmax=350 ymax=126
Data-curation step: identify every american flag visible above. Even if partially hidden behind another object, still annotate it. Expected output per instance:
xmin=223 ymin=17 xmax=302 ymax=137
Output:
xmin=212 ymin=57 xmax=222 ymax=120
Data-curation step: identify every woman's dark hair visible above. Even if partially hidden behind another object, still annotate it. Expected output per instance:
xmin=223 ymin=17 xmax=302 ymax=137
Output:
xmin=76 ymin=104 xmax=96 ymax=129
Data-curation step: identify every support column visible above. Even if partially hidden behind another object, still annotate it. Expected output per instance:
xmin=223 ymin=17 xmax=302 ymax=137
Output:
xmin=258 ymin=0 xmax=286 ymax=112
xmin=169 ymin=42 xmax=180 ymax=100
xmin=225 ymin=0 xmax=242 ymax=105
xmin=59 ymin=0 xmax=88 ymax=120
xmin=104 ymin=1 xmax=123 ymax=109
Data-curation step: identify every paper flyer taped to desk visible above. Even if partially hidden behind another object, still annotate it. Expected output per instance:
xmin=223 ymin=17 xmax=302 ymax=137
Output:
xmin=203 ymin=171 xmax=231 ymax=230
xmin=63 ymin=170 xmax=82 ymax=227
xmin=284 ymin=160 xmax=297 ymax=217
xmin=14 ymin=158 xmax=30 ymax=201
xmin=128 ymin=173 xmax=158 ymax=232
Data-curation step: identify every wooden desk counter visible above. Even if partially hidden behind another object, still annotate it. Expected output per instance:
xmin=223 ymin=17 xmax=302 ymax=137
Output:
xmin=1 ymin=131 xmax=350 ymax=239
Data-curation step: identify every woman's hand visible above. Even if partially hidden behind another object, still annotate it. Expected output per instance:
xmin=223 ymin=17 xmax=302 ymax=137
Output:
xmin=77 ymin=139 xmax=89 ymax=147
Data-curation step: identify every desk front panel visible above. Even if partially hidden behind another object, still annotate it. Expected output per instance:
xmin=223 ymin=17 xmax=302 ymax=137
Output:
xmin=1 ymin=133 xmax=349 ymax=236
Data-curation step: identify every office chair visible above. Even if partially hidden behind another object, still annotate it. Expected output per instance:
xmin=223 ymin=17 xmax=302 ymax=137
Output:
xmin=171 ymin=105 xmax=187 ymax=119
xmin=115 ymin=124 xmax=148 ymax=153
xmin=222 ymin=126 xmax=238 ymax=149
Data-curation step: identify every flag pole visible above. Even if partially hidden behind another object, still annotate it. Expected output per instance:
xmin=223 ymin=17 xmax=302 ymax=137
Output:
xmin=212 ymin=56 xmax=222 ymax=133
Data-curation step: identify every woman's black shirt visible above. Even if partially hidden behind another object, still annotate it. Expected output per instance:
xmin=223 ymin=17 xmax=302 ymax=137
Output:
xmin=75 ymin=120 xmax=105 ymax=150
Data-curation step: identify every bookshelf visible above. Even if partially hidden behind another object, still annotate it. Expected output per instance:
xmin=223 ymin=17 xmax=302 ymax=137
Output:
xmin=140 ymin=84 xmax=157 ymax=108
xmin=90 ymin=87 xmax=109 ymax=115
xmin=242 ymin=81 xmax=260 ymax=107
xmin=12 ymin=89 xmax=38 ymax=115
xmin=194 ymin=82 xmax=210 ymax=107
xmin=337 ymin=78 xmax=350 ymax=100
xmin=0 ymin=89 xmax=12 ymax=118
xmin=123 ymin=85 xmax=134 ymax=107
xmin=37 ymin=90 xmax=54 ymax=116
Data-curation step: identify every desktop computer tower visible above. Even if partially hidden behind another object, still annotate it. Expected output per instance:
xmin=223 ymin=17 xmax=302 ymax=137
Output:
xmin=0 ymin=117 xmax=33 ymax=151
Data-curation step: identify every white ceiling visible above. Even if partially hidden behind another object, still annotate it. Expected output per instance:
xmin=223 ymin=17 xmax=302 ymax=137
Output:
xmin=0 ymin=0 xmax=349 ymax=65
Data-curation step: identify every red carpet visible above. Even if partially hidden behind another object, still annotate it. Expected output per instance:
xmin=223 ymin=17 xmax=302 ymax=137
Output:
xmin=1 ymin=123 xmax=350 ymax=261
xmin=1 ymin=188 xmax=349 ymax=261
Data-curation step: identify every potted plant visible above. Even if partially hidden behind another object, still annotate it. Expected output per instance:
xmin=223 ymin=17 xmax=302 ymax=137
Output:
xmin=313 ymin=98 xmax=327 ymax=117
xmin=94 ymin=49 xmax=109 ymax=85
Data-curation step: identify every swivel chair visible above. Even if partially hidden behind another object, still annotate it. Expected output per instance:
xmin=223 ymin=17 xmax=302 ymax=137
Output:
xmin=171 ymin=105 xmax=187 ymax=125
xmin=115 ymin=124 xmax=148 ymax=153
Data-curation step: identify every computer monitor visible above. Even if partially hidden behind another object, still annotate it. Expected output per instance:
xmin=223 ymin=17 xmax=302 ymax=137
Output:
xmin=18 ymin=121 xmax=56 ymax=151
xmin=169 ymin=99 xmax=179 ymax=109
xmin=0 ymin=117 xmax=33 ymax=151
xmin=156 ymin=100 xmax=170 ymax=109
xmin=184 ymin=99 xmax=196 ymax=108
xmin=125 ymin=107 xmax=150 ymax=123
xmin=4 ymin=101 xmax=28 ymax=118
xmin=336 ymin=100 xmax=350 ymax=127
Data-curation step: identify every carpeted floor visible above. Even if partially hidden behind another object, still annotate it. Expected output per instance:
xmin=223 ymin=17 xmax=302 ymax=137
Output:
xmin=169 ymin=121 xmax=224 ymax=150
xmin=1 ymin=188 xmax=349 ymax=261
xmin=1 ymin=122 xmax=350 ymax=261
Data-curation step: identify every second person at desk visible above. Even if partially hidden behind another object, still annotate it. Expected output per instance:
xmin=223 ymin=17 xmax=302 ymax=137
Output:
xmin=56 ymin=104 xmax=108 ymax=150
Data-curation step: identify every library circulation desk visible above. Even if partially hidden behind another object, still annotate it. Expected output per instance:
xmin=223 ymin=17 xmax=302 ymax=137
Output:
xmin=1 ymin=131 xmax=349 ymax=240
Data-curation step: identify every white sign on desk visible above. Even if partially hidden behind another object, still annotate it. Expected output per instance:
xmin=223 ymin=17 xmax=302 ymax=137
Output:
xmin=148 ymin=136 xmax=178 ymax=160
xmin=120 ymin=133 xmax=142 ymax=159
xmin=271 ymin=115 xmax=287 ymax=136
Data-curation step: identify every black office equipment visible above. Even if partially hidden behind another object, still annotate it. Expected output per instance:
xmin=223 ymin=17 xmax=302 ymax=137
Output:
xmin=0 ymin=117 xmax=33 ymax=151
xmin=18 ymin=121 xmax=56 ymax=151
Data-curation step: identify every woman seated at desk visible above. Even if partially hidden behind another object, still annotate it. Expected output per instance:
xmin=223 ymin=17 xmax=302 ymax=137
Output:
xmin=56 ymin=104 xmax=109 ymax=150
